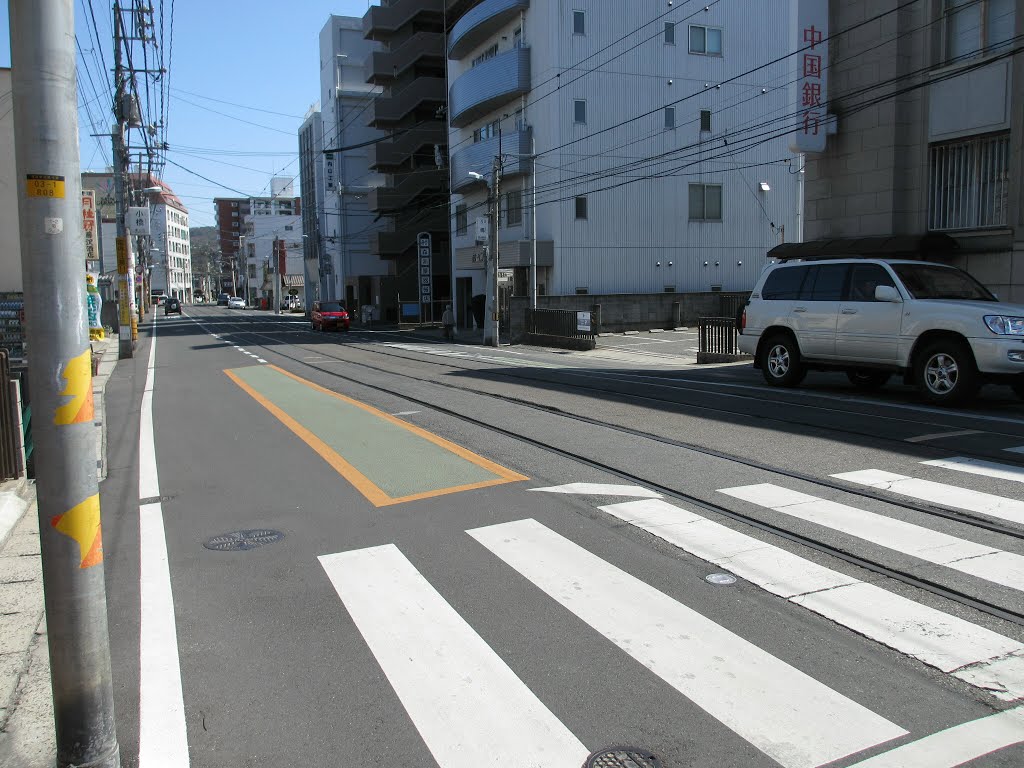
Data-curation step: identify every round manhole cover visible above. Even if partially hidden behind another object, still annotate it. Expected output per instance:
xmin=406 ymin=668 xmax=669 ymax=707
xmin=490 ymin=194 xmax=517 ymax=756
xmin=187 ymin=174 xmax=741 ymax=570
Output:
xmin=204 ymin=529 xmax=284 ymax=552
xmin=584 ymin=746 xmax=663 ymax=768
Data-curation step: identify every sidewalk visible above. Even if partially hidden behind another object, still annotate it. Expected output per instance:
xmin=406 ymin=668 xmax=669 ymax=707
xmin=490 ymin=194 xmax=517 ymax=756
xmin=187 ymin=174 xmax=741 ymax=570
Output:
xmin=0 ymin=333 xmax=118 ymax=767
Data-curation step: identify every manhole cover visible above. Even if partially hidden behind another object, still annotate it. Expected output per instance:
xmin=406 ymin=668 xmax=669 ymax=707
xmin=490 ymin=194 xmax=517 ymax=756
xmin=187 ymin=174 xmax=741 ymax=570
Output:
xmin=204 ymin=529 xmax=284 ymax=552
xmin=584 ymin=746 xmax=663 ymax=768
xmin=706 ymin=572 xmax=737 ymax=585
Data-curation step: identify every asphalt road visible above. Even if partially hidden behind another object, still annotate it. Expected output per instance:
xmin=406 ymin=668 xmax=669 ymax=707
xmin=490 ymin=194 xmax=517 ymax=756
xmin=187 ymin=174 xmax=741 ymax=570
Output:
xmin=98 ymin=307 xmax=1024 ymax=767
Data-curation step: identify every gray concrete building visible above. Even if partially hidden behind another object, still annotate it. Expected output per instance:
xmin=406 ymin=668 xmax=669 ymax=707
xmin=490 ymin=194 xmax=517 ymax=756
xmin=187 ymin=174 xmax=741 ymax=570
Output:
xmin=798 ymin=0 xmax=1023 ymax=301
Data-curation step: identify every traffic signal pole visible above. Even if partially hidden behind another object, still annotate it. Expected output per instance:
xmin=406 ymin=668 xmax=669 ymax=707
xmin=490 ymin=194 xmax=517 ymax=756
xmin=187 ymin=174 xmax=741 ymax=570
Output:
xmin=9 ymin=1 xmax=121 ymax=766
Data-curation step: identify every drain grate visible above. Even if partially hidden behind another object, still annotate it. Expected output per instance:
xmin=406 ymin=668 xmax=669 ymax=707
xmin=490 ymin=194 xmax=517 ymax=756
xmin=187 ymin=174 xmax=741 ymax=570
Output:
xmin=204 ymin=529 xmax=284 ymax=552
xmin=584 ymin=746 xmax=663 ymax=768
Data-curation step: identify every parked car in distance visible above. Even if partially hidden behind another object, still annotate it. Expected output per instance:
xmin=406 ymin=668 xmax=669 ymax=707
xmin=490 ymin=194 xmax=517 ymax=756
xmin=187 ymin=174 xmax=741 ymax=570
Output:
xmin=311 ymin=301 xmax=350 ymax=332
xmin=738 ymin=257 xmax=1024 ymax=406
xmin=151 ymin=292 xmax=166 ymax=306
xmin=227 ymin=296 xmax=245 ymax=309
xmin=164 ymin=297 xmax=181 ymax=315
xmin=217 ymin=293 xmax=230 ymax=306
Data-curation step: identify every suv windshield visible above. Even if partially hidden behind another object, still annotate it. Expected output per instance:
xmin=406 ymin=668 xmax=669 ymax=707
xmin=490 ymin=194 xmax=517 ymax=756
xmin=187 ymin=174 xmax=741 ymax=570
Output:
xmin=892 ymin=264 xmax=995 ymax=301
xmin=320 ymin=302 xmax=344 ymax=312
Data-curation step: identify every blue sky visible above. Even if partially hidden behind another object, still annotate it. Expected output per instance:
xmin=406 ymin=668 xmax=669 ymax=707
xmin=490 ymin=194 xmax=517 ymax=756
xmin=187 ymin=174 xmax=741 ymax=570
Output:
xmin=2 ymin=0 xmax=377 ymax=228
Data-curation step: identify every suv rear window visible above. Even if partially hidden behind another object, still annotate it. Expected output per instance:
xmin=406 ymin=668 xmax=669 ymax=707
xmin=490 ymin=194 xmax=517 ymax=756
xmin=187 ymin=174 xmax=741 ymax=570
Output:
xmin=761 ymin=266 xmax=807 ymax=300
xmin=803 ymin=264 xmax=848 ymax=301
xmin=320 ymin=302 xmax=344 ymax=312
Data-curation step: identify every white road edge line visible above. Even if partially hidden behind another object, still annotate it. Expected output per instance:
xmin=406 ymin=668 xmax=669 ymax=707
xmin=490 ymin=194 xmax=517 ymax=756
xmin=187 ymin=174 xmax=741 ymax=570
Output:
xmin=469 ymin=518 xmax=908 ymax=768
xmin=529 ymin=483 xmax=662 ymax=498
xmin=319 ymin=545 xmax=588 ymax=768
xmin=138 ymin=317 xmax=190 ymax=768
xmin=904 ymin=429 xmax=984 ymax=443
xmin=844 ymin=707 xmax=1024 ymax=768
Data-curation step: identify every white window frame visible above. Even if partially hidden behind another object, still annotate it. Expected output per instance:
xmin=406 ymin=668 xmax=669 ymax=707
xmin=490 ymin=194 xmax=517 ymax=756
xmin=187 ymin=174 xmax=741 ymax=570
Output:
xmin=574 ymin=99 xmax=587 ymax=124
xmin=573 ymin=10 xmax=585 ymax=35
xmin=942 ymin=0 xmax=1015 ymax=64
xmin=928 ymin=132 xmax=1010 ymax=231
xmin=688 ymin=24 xmax=724 ymax=55
xmin=688 ymin=183 xmax=723 ymax=221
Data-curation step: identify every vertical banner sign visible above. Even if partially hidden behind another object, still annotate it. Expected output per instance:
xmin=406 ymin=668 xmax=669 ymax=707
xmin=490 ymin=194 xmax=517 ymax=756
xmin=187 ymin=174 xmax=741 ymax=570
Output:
xmin=325 ymin=153 xmax=335 ymax=191
xmin=82 ymin=190 xmax=97 ymax=267
xmin=418 ymin=232 xmax=433 ymax=306
xmin=790 ymin=0 xmax=829 ymax=154
xmin=116 ymin=237 xmax=131 ymax=325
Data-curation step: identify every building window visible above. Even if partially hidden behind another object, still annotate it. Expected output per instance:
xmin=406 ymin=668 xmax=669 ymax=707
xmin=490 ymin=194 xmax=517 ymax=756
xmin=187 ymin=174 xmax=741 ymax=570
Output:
xmin=575 ymin=196 xmax=588 ymax=220
xmin=513 ymin=27 xmax=523 ymax=48
xmin=473 ymin=119 xmax=501 ymax=143
xmin=943 ymin=0 xmax=1015 ymax=63
xmin=506 ymin=190 xmax=523 ymax=226
xmin=928 ymin=132 xmax=1009 ymax=230
xmin=575 ymin=287 xmax=589 ymax=295
xmin=700 ymin=109 xmax=712 ymax=132
xmin=689 ymin=25 xmax=723 ymax=55
xmin=573 ymin=10 xmax=585 ymax=35
xmin=471 ymin=43 xmax=498 ymax=67
xmin=456 ymin=204 xmax=468 ymax=235
xmin=688 ymin=183 xmax=723 ymax=221
xmin=664 ymin=22 xmax=675 ymax=44
xmin=664 ymin=107 xmax=675 ymax=129
xmin=574 ymin=99 xmax=587 ymax=124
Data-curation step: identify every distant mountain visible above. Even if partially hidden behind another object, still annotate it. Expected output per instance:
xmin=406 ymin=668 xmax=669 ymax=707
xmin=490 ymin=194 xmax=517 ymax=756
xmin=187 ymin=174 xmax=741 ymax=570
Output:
xmin=189 ymin=226 xmax=219 ymax=251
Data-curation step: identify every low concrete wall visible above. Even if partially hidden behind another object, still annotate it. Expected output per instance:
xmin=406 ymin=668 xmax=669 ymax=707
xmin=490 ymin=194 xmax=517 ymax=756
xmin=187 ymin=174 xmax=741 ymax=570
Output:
xmin=509 ymin=292 xmax=749 ymax=341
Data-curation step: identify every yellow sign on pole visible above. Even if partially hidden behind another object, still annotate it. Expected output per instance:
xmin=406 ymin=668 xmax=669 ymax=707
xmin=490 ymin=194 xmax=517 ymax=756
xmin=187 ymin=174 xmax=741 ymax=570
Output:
xmin=118 ymin=277 xmax=131 ymax=325
xmin=116 ymin=237 xmax=128 ymax=274
xmin=26 ymin=174 xmax=66 ymax=199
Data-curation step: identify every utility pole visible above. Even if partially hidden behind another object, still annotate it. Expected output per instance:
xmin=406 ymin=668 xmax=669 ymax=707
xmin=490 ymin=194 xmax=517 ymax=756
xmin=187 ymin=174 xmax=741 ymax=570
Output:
xmin=484 ymin=133 xmax=502 ymax=347
xmin=112 ymin=0 xmax=133 ymax=358
xmin=9 ymin=2 xmax=121 ymax=767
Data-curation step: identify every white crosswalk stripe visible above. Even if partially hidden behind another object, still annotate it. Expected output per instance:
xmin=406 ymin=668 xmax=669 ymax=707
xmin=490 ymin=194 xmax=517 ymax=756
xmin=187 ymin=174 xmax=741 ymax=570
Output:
xmin=318 ymin=545 xmax=588 ymax=768
xmin=719 ymin=484 xmax=1024 ymax=592
xmin=598 ymin=498 xmax=1024 ymax=702
xmin=468 ymin=518 xmax=908 ymax=768
xmin=922 ymin=457 xmax=1024 ymax=484
xmin=832 ymin=469 xmax=1024 ymax=526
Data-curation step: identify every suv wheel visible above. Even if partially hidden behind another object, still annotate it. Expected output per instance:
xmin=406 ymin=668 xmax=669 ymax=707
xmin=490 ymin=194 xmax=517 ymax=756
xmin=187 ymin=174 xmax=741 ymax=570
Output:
xmin=915 ymin=339 xmax=979 ymax=406
xmin=846 ymin=370 xmax=891 ymax=391
xmin=760 ymin=334 xmax=806 ymax=387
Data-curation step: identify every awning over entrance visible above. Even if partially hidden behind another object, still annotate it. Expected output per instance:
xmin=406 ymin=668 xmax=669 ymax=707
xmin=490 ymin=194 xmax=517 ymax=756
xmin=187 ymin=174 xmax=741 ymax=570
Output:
xmin=767 ymin=233 xmax=960 ymax=262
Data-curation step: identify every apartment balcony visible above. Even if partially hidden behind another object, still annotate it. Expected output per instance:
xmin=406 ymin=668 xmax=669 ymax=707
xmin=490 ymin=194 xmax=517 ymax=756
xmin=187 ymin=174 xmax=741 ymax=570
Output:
xmin=448 ymin=0 xmax=530 ymax=60
xmin=451 ymin=127 xmax=531 ymax=193
xmin=363 ymin=0 xmax=443 ymax=41
xmin=367 ymin=122 xmax=447 ymax=170
xmin=369 ymin=207 xmax=448 ymax=259
xmin=365 ymin=31 xmax=445 ymax=84
xmin=367 ymin=168 xmax=448 ymax=214
xmin=368 ymin=76 xmax=446 ymax=126
xmin=449 ymin=47 xmax=530 ymax=128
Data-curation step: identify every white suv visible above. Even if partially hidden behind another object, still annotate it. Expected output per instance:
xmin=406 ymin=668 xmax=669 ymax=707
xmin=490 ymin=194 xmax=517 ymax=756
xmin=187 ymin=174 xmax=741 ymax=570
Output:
xmin=737 ymin=258 xmax=1024 ymax=405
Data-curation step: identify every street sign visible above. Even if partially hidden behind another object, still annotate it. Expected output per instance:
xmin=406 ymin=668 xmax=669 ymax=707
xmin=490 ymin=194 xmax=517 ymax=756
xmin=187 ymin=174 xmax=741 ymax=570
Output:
xmin=474 ymin=217 xmax=489 ymax=244
xmin=498 ymin=269 xmax=514 ymax=284
xmin=577 ymin=311 xmax=592 ymax=333
xmin=82 ymin=190 xmax=97 ymax=263
xmin=417 ymin=232 xmax=432 ymax=303
xmin=115 ymin=237 xmax=128 ymax=273
xmin=127 ymin=206 xmax=151 ymax=235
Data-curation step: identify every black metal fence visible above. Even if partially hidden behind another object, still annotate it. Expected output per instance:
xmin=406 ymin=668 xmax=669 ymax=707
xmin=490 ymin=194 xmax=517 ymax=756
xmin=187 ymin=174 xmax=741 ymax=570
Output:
xmin=698 ymin=317 xmax=741 ymax=357
xmin=525 ymin=308 xmax=595 ymax=340
xmin=0 ymin=351 xmax=23 ymax=481
xmin=718 ymin=293 xmax=748 ymax=323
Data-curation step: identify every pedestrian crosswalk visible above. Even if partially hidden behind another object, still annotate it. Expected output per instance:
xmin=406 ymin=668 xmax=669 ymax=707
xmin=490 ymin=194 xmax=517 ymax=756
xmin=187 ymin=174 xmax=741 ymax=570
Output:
xmin=317 ymin=454 xmax=1024 ymax=767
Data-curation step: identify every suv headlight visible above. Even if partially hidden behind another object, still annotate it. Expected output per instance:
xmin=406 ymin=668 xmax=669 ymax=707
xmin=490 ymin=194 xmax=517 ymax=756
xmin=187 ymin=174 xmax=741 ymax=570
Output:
xmin=984 ymin=315 xmax=1024 ymax=335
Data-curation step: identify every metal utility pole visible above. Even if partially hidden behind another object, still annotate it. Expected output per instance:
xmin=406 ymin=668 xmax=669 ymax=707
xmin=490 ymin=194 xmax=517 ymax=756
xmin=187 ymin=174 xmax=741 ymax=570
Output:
xmin=111 ymin=0 xmax=133 ymax=358
xmin=9 ymin=2 xmax=121 ymax=767
xmin=530 ymin=135 xmax=537 ymax=310
xmin=484 ymin=151 xmax=501 ymax=347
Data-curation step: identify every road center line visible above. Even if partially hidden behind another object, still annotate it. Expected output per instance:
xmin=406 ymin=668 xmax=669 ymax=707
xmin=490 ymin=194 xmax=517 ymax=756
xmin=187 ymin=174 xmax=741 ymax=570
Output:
xmin=137 ymin=318 xmax=190 ymax=767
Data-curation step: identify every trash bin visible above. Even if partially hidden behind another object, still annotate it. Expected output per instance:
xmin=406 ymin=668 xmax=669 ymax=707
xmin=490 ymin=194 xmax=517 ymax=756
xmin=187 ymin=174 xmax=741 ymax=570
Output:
xmin=259 ymin=298 xmax=268 ymax=310
xmin=471 ymin=294 xmax=486 ymax=329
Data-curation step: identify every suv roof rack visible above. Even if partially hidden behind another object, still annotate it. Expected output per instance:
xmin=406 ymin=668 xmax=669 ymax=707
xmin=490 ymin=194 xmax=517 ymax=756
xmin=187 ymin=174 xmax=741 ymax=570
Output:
xmin=767 ymin=233 xmax=959 ymax=262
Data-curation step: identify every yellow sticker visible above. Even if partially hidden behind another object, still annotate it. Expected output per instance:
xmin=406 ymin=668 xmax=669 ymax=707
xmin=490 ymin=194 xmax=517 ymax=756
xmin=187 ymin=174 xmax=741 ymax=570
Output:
xmin=26 ymin=174 xmax=66 ymax=199
xmin=54 ymin=348 xmax=94 ymax=426
xmin=50 ymin=494 xmax=102 ymax=568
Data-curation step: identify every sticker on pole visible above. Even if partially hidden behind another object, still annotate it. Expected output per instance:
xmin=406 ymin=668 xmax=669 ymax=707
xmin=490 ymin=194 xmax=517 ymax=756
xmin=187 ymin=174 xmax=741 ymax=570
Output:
xmin=26 ymin=174 xmax=66 ymax=198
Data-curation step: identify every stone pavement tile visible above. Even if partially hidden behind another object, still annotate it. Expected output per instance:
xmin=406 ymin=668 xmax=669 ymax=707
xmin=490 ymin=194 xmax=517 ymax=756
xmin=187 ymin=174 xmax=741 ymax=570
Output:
xmin=0 ymin=555 xmax=41 ymax=586
xmin=2 ymin=534 xmax=40 ymax=558
xmin=0 ymin=611 xmax=39 ymax=657
xmin=0 ymin=651 xmax=27 ymax=715
xmin=0 ymin=621 xmax=56 ymax=768
xmin=0 ymin=579 xmax=43 ymax=616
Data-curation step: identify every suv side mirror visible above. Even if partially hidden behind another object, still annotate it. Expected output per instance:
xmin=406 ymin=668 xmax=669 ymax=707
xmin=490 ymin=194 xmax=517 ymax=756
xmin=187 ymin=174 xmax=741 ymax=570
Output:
xmin=875 ymin=285 xmax=902 ymax=303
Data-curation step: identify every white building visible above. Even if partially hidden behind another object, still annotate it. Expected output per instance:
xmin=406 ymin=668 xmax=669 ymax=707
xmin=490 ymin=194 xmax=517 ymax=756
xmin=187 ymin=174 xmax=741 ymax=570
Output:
xmin=144 ymin=179 xmax=193 ymax=302
xmin=242 ymin=214 xmax=303 ymax=304
xmin=302 ymin=15 xmax=391 ymax=312
xmin=447 ymin=0 xmax=801 ymax=309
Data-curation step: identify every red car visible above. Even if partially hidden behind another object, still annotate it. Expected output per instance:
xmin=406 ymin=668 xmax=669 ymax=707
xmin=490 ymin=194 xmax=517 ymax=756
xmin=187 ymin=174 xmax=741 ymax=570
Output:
xmin=311 ymin=301 xmax=350 ymax=332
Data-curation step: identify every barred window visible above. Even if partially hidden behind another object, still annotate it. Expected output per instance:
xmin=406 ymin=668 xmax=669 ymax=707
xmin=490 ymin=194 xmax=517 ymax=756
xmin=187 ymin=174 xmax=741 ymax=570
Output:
xmin=505 ymin=190 xmax=523 ymax=226
xmin=455 ymin=204 xmax=468 ymax=236
xmin=928 ymin=133 xmax=1009 ymax=231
